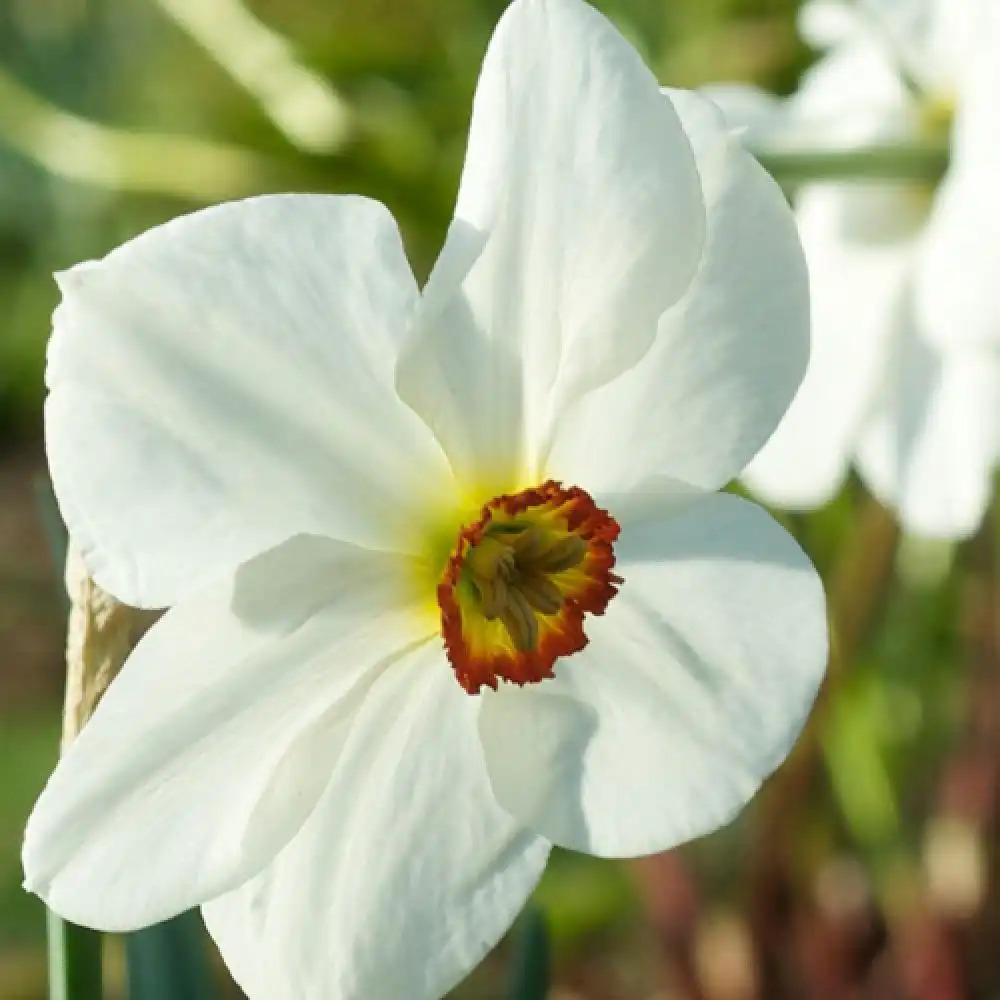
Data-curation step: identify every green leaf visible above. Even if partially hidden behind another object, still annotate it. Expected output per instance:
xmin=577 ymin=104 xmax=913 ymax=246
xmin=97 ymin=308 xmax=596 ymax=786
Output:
xmin=126 ymin=911 xmax=216 ymax=1000
xmin=507 ymin=907 xmax=550 ymax=1000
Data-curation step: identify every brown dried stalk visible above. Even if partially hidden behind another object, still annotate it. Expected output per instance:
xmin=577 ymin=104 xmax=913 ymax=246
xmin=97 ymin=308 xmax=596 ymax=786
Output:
xmin=61 ymin=547 xmax=161 ymax=749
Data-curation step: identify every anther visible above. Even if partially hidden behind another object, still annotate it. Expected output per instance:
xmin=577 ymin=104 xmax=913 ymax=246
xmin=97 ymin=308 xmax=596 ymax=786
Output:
xmin=437 ymin=480 xmax=621 ymax=693
xmin=516 ymin=573 xmax=563 ymax=615
xmin=465 ymin=534 xmax=516 ymax=583
xmin=510 ymin=525 xmax=546 ymax=561
xmin=461 ymin=522 xmax=592 ymax=650
xmin=475 ymin=574 xmax=509 ymax=620
xmin=530 ymin=535 xmax=587 ymax=574
xmin=500 ymin=589 xmax=539 ymax=651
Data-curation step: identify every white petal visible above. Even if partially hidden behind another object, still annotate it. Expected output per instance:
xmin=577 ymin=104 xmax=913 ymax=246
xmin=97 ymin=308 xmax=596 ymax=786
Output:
xmin=23 ymin=535 xmax=428 ymax=930
xmin=707 ymin=35 xmax=912 ymax=153
xmin=919 ymin=0 xmax=996 ymax=93
xmin=479 ymin=491 xmax=827 ymax=857
xmin=781 ymin=38 xmax=915 ymax=148
xmin=47 ymin=194 xmax=454 ymax=609
xmin=856 ymin=336 xmax=1000 ymax=540
xmin=798 ymin=0 xmax=860 ymax=48
xmin=202 ymin=647 xmax=549 ymax=1000
xmin=546 ymin=90 xmax=808 ymax=494
xmin=743 ymin=183 xmax=921 ymax=507
xmin=396 ymin=0 xmax=705 ymax=489
xmin=699 ymin=83 xmax=784 ymax=142
xmin=915 ymin=23 xmax=1000 ymax=352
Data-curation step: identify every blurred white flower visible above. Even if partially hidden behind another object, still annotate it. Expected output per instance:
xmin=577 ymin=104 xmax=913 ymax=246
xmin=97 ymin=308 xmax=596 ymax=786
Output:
xmin=714 ymin=0 xmax=1000 ymax=539
xmin=23 ymin=1 xmax=826 ymax=998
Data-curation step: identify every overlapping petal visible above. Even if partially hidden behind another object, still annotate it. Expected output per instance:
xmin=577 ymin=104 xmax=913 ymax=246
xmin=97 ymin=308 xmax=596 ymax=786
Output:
xmin=915 ymin=13 xmax=1000 ymax=352
xmin=202 ymin=648 xmax=549 ymax=1000
xmin=546 ymin=90 xmax=808 ymax=494
xmin=780 ymin=34 xmax=915 ymax=147
xmin=918 ymin=0 xmax=992 ymax=91
xmin=797 ymin=0 xmax=862 ymax=49
xmin=856 ymin=336 xmax=1000 ymax=539
xmin=699 ymin=83 xmax=784 ymax=142
xmin=743 ymin=183 xmax=920 ymax=507
xmin=23 ymin=535 xmax=429 ymax=930
xmin=47 ymin=194 xmax=454 ymax=608
xmin=478 ymin=491 xmax=827 ymax=857
xmin=396 ymin=0 xmax=705 ymax=490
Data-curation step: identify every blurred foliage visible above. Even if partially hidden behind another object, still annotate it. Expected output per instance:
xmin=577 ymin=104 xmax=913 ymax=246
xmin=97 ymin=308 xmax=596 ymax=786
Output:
xmin=0 ymin=712 xmax=59 ymax=943
xmin=2 ymin=2 xmax=996 ymax=1000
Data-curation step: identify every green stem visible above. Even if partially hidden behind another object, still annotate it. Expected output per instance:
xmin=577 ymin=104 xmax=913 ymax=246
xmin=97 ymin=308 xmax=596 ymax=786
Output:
xmin=754 ymin=144 xmax=949 ymax=185
xmin=507 ymin=907 xmax=550 ymax=1000
xmin=126 ymin=911 xmax=215 ymax=1000
xmin=47 ymin=912 xmax=103 ymax=1000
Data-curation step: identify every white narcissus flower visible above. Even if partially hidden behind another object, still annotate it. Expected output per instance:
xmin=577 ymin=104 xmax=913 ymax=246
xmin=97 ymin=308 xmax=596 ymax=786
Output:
xmin=713 ymin=0 xmax=1000 ymax=539
xmin=23 ymin=1 xmax=826 ymax=998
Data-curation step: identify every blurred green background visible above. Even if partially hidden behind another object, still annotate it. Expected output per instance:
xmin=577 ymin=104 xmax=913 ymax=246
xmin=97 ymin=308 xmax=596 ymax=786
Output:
xmin=2 ymin=2 xmax=996 ymax=999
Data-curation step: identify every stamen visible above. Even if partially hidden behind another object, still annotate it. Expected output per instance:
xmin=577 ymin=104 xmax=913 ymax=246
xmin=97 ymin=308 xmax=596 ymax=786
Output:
xmin=500 ymin=589 xmax=539 ymax=652
xmin=517 ymin=573 xmax=563 ymax=615
xmin=529 ymin=534 xmax=587 ymax=574
xmin=437 ymin=480 xmax=622 ymax=694
xmin=459 ymin=521 xmax=588 ymax=649
xmin=465 ymin=535 xmax=516 ymax=582
xmin=475 ymin=574 xmax=508 ymax=620
xmin=510 ymin=524 xmax=546 ymax=561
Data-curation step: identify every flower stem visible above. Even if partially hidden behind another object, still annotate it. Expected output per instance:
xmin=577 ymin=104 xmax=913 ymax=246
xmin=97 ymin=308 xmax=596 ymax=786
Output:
xmin=825 ymin=497 xmax=901 ymax=675
xmin=754 ymin=144 xmax=948 ymax=186
xmin=126 ymin=911 xmax=215 ymax=1000
xmin=46 ymin=912 xmax=103 ymax=1000
xmin=507 ymin=907 xmax=550 ymax=1000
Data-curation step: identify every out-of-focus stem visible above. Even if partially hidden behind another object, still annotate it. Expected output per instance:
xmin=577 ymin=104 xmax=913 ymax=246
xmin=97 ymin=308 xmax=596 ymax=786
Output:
xmin=825 ymin=499 xmax=901 ymax=679
xmin=747 ymin=493 xmax=900 ymax=998
xmin=949 ymin=499 xmax=1000 ymax=995
xmin=768 ymin=494 xmax=900 ymax=782
xmin=962 ymin=500 xmax=1000 ymax=677
xmin=755 ymin=144 xmax=948 ymax=186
